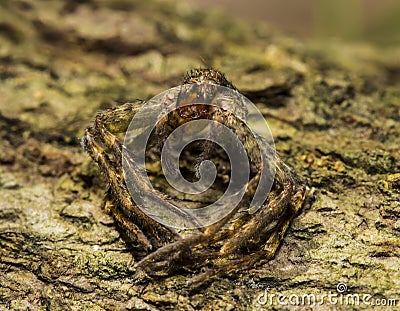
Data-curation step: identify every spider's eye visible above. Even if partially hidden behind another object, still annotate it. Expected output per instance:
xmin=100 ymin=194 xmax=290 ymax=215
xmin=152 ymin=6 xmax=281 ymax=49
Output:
xmin=177 ymin=104 xmax=209 ymax=120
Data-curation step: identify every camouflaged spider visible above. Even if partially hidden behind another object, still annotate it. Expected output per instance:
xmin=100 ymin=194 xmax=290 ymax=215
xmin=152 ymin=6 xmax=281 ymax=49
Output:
xmin=82 ymin=68 xmax=306 ymax=285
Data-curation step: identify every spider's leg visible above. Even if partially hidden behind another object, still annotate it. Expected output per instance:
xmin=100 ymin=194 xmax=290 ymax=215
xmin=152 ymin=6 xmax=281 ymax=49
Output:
xmin=135 ymin=188 xmax=250 ymax=271
xmin=220 ymin=164 xmax=306 ymax=255
xmin=134 ymin=218 xmax=226 ymax=271
xmin=95 ymin=102 xmax=144 ymax=134
xmin=183 ymin=165 xmax=306 ymax=285
xmin=187 ymin=198 xmax=304 ymax=286
xmin=219 ymin=180 xmax=293 ymax=255
xmin=82 ymin=103 xmax=181 ymax=249
xmin=135 ymin=108 xmax=273 ymax=272
xmin=82 ymin=126 xmax=155 ymax=250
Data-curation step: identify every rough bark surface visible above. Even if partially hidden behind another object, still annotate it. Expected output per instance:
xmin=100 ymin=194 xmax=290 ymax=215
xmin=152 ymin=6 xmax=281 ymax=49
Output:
xmin=0 ymin=0 xmax=399 ymax=310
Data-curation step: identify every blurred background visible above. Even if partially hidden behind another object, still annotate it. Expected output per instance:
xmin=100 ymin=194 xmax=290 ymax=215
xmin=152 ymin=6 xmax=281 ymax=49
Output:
xmin=187 ymin=0 xmax=400 ymax=45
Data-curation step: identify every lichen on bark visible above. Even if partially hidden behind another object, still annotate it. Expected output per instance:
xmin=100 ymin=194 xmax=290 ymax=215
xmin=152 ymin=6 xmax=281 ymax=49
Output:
xmin=0 ymin=0 xmax=399 ymax=310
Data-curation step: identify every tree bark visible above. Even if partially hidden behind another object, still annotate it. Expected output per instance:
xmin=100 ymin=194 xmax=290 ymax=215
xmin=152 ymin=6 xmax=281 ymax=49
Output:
xmin=0 ymin=0 xmax=399 ymax=310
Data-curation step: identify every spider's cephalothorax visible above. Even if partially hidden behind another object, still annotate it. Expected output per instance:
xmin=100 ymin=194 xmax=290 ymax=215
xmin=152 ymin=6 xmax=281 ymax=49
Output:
xmin=175 ymin=68 xmax=236 ymax=123
xmin=82 ymin=68 xmax=306 ymax=285
xmin=183 ymin=68 xmax=237 ymax=90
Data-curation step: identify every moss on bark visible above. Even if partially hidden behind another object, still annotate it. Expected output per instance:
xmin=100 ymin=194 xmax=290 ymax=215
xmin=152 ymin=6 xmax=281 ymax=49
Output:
xmin=0 ymin=0 xmax=399 ymax=310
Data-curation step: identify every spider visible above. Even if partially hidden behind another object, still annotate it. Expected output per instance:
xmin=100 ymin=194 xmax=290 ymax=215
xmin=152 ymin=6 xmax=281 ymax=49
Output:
xmin=82 ymin=68 xmax=307 ymax=285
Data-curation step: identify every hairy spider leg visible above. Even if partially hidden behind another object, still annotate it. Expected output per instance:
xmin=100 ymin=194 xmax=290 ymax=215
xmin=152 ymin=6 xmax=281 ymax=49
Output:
xmin=188 ymin=181 xmax=306 ymax=286
xmin=220 ymin=159 xmax=306 ymax=254
xmin=134 ymin=107 xmax=271 ymax=273
xmin=82 ymin=103 xmax=180 ymax=250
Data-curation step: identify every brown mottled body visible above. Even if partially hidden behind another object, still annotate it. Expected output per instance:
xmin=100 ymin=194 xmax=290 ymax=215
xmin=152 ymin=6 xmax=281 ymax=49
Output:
xmin=82 ymin=68 xmax=306 ymax=284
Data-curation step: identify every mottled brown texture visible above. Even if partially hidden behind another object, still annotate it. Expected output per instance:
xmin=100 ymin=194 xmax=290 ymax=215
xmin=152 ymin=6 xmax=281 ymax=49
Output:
xmin=0 ymin=0 xmax=399 ymax=310
xmin=81 ymin=68 xmax=306 ymax=285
